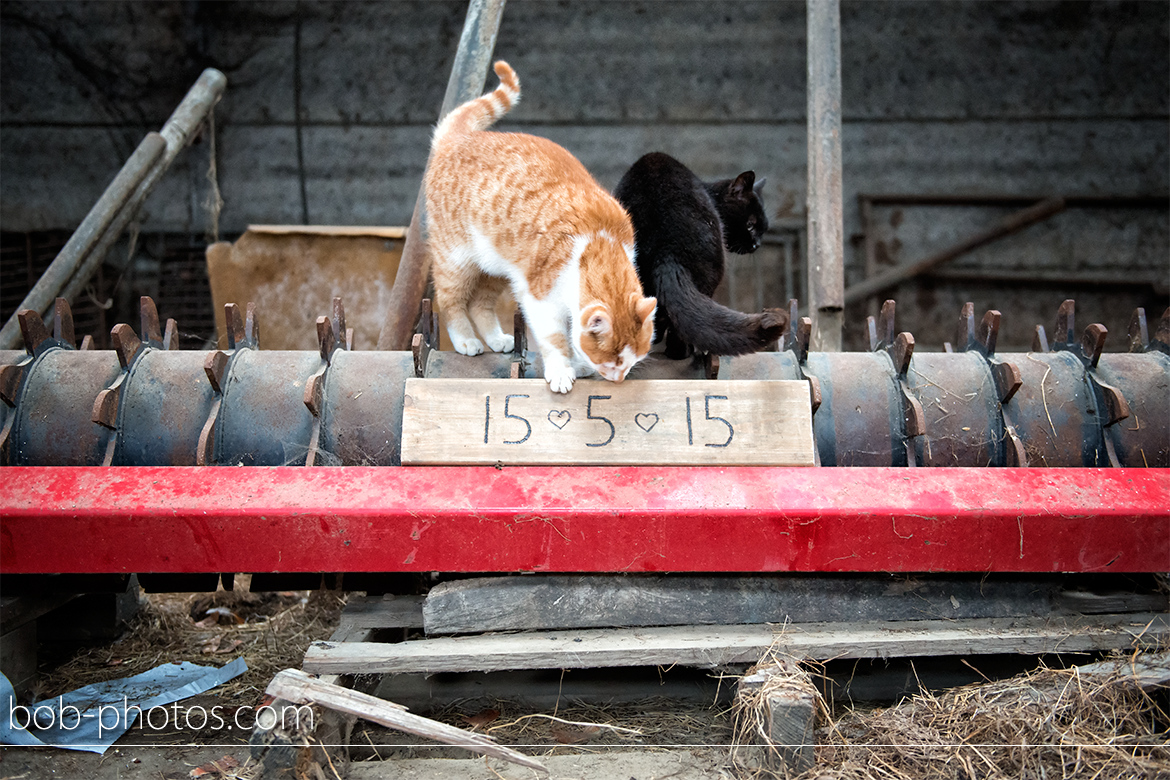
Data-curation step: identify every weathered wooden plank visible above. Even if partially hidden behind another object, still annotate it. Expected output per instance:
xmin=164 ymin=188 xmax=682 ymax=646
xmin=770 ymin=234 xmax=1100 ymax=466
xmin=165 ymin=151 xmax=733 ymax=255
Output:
xmin=1075 ymin=651 xmax=1170 ymax=689
xmin=304 ymin=613 xmax=1169 ymax=676
xmin=422 ymin=575 xmax=1064 ymax=635
xmin=266 ymin=669 xmax=548 ymax=774
xmin=400 ymin=378 xmax=815 ymax=465
xmin=341 ymin=594 xmax=425 ymax=630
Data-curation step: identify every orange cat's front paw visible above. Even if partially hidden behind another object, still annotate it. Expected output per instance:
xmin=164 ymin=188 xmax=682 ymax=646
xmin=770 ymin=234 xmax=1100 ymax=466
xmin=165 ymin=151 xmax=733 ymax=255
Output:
xmin=545 ymin=365 xmax=575 ymax=394
xmin=453 ymin=337 xmax=485 ymax=356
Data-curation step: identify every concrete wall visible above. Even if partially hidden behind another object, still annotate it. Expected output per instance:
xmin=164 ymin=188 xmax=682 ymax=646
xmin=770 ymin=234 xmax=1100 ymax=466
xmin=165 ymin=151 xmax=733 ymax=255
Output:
xmin=2 ymin=0 xmax=1166 ymax=347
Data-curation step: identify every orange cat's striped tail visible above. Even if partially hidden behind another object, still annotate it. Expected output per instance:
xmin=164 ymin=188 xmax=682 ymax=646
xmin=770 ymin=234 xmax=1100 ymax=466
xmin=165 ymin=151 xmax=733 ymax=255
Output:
xmin=432 ymin=61 xmax=520 ymax=144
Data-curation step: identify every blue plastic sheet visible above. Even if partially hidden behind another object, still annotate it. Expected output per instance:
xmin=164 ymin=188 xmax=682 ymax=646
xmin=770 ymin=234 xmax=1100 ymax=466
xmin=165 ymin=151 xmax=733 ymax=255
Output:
xmin=1 ymin=658 xmax=247 ymax=754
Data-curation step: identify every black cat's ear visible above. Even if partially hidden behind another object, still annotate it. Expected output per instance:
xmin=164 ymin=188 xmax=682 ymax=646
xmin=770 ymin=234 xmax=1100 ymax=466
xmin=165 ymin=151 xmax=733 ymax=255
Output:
xmin=753 ymin=176 xmax=767 ymax=194
xmin=730 ymin=171 xmax=756 ymax=198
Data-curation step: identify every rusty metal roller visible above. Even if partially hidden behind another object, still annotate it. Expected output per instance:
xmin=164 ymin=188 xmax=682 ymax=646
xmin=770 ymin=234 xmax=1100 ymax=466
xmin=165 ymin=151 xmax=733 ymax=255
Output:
xmin=1 ymin=296 xmax=1167 ymax=468
xmin=1 ymin=301 xmax=120 ymax=466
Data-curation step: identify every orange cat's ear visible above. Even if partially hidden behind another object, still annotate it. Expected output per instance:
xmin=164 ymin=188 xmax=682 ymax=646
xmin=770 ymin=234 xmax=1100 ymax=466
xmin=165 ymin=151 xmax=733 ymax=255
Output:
xmin=635 ymin=296 xmax=657 ymax=324
xmin=584 ymin=305 xmax=612 ymax=336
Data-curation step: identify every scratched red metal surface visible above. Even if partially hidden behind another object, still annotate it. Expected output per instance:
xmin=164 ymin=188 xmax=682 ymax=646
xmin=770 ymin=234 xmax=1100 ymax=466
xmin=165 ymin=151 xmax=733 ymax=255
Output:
xmin=1 ymin=467 xmax=1167 ymax=574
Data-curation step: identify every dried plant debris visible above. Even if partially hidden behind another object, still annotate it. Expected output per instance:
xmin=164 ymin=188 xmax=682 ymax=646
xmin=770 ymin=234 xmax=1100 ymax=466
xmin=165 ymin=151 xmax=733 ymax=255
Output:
xmin=733 ymin=653 xmax=1170 ymax=780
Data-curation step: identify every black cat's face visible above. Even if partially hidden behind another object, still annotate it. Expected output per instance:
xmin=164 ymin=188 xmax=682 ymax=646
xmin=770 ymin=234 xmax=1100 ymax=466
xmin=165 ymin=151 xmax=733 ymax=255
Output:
xmin=720 ymin=171 xmax=769 ymax=254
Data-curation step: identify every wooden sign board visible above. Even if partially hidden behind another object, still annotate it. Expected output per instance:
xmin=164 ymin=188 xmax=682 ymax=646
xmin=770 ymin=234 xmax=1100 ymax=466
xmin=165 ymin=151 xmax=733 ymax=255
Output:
xmin=400 ymin=378 xmax=815 ymax=466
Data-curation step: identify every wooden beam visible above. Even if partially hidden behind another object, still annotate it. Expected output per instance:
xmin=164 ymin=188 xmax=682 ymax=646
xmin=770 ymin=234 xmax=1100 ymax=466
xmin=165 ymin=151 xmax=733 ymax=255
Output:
xmin=421 ymin=575 xmax=1067 ymax=636
xmin=843 ymin=197 xmax=1066 ymax=305
xmin=806 ymin=0 xmax=845 ymax=352
xmin=303 ymin=613 xmax=1169 ymax=675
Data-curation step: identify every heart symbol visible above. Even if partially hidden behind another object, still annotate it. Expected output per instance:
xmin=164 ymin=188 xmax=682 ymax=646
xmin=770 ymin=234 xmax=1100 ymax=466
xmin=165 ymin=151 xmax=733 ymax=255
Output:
xmin=547 ymin=410 xmax=571 ymax=429
xmin=635 ymin=413 xmax=659 ymax=433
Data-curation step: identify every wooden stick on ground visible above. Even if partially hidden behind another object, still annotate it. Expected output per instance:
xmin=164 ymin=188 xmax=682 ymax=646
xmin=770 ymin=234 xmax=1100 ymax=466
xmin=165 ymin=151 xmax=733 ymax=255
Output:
xmin=265 ymin=668 xmax=549 ymax=775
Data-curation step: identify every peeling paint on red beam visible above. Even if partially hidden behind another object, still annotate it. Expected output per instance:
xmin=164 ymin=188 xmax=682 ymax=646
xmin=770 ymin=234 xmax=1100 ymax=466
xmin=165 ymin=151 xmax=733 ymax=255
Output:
xmin=0 ymin=467 xmax=1166 ymax=574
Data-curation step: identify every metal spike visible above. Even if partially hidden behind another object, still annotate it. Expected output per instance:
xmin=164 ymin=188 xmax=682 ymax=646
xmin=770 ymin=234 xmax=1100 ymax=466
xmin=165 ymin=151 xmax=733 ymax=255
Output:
xmin=345 ymin=327 xmax=354 ymax=351
xmin=978 ymin=310 xmax=1001 ymax=356
xmin=92 ymin=388 xmax=120 ymax=429
xmin=1153 ymin=307 xmax=1170 ymax=354
xmin=1095 ymin=381 xmax=1131 ymax=427
xmin=163 ymin=319 xmax=179 ymax=350
xmin=80 ymin=335 xmax=94 ymax=351
xmin=110 ymin=323 xmax=143 ymax=370
xmin=317 ymin=316 xmax=335 ymax=363
xmin=332 ymin=298 xmax=346 ymax=348
xmin=865 ymin=316 xmax=879 ymax=352
xmin=244 ymin=302 xmax=259 ymax=348
xmin=1127 ymin=308 xmax=1149 ymax=353
xmin=1054 ymin=299 xmax=1075 ymax=347
xmin=140 ymin=297 xmax=163 ymax=345
xmin=17 ymin=310 xmax=49 ymax=355
xmin=1032 ymin=325 xmax=1049 ymax=353
xmin=53 ymin=298 xmax=75 ymax=348
xmin=1081 ymin=323 xmax=1107 ymax=369
xmin=0 ymin=364 xmax=23 ymax=407
xmin=795 ymin=316 xmax=811 ymax=364
xmin=991 ymin=361 xmax=1022 ymax=405
xmin=878 ymin=300 xmax=896 ymax=348
xmin=807 ymin=375 xmax=822 ymax=414
xmin=225 ymin=303 xmax=245 ymax=350
xmin=204 ymin=350 xmax=229 ymax=394
xmin=412 ymin=332 xmax=427 ymax=378
xmin=954 ymin=302 xmax=975 ymax=352
xmin=892 ymin=332 xmax=914 ymax=376
xmin=513 ymin=309 xmax=528 ymax=358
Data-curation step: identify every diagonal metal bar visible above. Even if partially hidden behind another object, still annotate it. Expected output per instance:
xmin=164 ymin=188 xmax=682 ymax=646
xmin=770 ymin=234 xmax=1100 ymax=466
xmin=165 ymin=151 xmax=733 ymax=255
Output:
xmin=377 ymin=0 xmax=507 ymax=350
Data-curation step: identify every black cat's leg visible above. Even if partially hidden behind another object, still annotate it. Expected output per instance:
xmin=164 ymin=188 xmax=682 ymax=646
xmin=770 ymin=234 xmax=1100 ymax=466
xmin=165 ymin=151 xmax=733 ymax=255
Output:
xmin=664 ymin=328 xmax=691 ymax=360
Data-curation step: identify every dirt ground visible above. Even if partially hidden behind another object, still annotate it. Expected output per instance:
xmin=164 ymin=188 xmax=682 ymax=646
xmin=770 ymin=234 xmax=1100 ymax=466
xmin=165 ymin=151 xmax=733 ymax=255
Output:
xmin=4 ymin=584 xmax=1168 ymax=780
xmin=2 ymin=585 xmax=747 ymax=779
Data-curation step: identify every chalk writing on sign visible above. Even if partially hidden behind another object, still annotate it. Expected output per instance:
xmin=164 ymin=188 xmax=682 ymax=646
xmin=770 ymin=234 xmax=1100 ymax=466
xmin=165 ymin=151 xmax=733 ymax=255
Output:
xmin=483 ymin=393 xmax=735 ymax=448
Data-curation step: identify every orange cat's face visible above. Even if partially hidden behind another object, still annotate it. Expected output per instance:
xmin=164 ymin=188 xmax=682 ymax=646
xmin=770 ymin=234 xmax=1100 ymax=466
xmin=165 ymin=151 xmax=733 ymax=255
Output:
xmin=578 ymin=293 xmax=657 ymax=383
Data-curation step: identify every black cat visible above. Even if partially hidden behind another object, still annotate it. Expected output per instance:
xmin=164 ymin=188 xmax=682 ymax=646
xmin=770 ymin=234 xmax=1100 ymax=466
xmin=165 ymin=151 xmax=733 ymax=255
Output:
xmin=614 ymin=152 xmax=787 ymax=359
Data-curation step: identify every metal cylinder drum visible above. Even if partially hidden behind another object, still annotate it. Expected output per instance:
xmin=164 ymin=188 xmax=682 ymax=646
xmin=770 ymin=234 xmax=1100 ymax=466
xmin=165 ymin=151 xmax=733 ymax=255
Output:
xmin=906 ymin=352 xmax=1003 ymax=467
xmin=319 ymin=351 xmax=414 ymax=466
xmin=8 ymin=348 xmax=122 ymax=465
xmin=215 ymin=350 xmax=322 ymax=466
xmin=805 ymin=351 xmax=906 ymax=466
xmin=115 ymin=350 xmax=218 ymax=465
xmin=1096 ymin=351 xmax=1170 ymax=467
xmin=999 ymin=350 xmax=1107 ymax=467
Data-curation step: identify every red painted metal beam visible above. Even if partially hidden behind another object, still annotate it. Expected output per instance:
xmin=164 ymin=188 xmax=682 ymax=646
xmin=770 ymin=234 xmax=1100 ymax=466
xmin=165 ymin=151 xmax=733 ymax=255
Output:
xmin=1 ymin=467 xmax=1167 ymax=575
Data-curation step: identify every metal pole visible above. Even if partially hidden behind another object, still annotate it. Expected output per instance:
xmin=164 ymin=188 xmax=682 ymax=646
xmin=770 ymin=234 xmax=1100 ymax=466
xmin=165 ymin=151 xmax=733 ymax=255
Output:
xmin=806 ymin=0 xmax=845 ymax=352
xmin=0 ymin=68 xmax=227 ymax=350
xmin=377 ymin=0 xmax=507 ymax=351
xmin=59 ymin=69 xmax=227 ymax=305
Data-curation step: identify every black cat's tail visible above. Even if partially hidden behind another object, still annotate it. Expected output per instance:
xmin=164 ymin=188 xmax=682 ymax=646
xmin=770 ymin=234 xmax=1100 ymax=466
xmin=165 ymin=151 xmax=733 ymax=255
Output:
xmin=654 ymin=263 xmax=789 ymax=356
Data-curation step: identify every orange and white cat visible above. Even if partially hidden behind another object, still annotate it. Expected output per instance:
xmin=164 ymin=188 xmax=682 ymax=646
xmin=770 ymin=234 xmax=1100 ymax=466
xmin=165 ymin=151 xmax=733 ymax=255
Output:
xmin=423 ymin=61 xmax=656 ymax=393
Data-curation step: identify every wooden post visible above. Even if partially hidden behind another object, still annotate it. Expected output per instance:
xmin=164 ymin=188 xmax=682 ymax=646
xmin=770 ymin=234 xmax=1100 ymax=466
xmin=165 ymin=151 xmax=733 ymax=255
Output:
xmin=376 ymin=0 xmax=507 ymax=350
xmin=736 ymin=658 xmax=819 ymax=775
xmin=806 ymin=0 xmax=845 ymax=352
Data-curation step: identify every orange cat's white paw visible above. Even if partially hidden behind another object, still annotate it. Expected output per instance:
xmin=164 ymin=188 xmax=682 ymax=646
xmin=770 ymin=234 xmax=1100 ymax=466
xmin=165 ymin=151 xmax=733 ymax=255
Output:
xmin=545 ymin=366 xmax=575 ymax=394
xmin=453 ymin=338 xmax=485 ymax=356
xmin=485 ymin=334 xmax=514 ymax=353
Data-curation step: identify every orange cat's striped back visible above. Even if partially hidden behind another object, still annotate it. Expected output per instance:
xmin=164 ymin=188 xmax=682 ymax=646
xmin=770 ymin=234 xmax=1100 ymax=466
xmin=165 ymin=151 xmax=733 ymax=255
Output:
xmin=424 ymin=61 xmax=656 ymax=394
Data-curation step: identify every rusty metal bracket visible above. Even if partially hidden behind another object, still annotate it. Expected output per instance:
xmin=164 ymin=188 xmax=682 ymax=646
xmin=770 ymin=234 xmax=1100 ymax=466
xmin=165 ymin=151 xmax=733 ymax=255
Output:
xmin=196 ymin=302 xmax=259 ymax=466
xmin=953 ymin=304 xmax=1027 ymax=466
xmin=871 ymin=300 xmax=926 ymax=467
xmin=1152 ymin=307 xmax=1170 ymax=356
xmin=510 ymin=309 xmax=528 ymax=380
xmin=92 ymin=297 xmax=176 ymax=466
xmin=411 ymin=298 xmax=440 ymax=379
xmin=305 ymin=298 xmax=350 ymax=466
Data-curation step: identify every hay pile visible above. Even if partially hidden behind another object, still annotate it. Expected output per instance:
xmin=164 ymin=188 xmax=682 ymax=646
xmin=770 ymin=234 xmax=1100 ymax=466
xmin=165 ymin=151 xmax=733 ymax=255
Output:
xmin=35 ymin=577 xmax=344 ymax=706
xmin=736 ymin=653 xmax=1169 ymax=780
